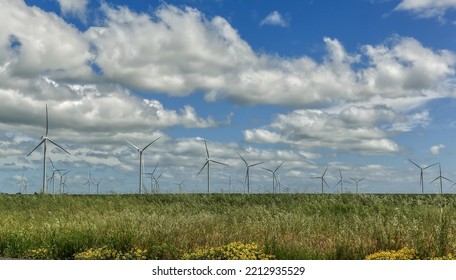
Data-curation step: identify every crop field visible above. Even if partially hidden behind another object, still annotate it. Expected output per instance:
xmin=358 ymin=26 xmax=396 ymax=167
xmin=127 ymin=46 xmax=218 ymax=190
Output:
xmin=0 ymin=194 xmax=455 ymax=260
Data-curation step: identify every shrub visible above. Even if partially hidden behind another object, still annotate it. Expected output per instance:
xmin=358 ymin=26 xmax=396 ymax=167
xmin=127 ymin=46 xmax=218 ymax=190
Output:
xmin=365 ymin=247 xmax=418 ymax=260
xmin=25 ymin=248 xmax=53 ymax=260
xmin=74 ymin=246 xmax=148 ymax=260
xmin=431 ymin=253 xmax=456 ymax=260
xmin=182 ymin=242 xmax=275 ymax=260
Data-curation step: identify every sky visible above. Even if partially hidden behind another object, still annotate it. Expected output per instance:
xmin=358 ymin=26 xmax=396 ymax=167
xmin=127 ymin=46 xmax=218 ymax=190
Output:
xmin=1 ymin=0 xmax=456 ymax=194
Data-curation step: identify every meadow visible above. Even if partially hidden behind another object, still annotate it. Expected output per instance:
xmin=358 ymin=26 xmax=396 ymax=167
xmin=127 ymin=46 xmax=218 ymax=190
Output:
xmin=0 ymin=193 xmax=455 ymax=259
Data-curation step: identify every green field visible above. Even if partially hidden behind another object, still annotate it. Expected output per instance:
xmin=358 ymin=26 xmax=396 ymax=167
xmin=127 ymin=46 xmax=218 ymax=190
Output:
xmin=0 ymin=194 xmax=455 ymax=259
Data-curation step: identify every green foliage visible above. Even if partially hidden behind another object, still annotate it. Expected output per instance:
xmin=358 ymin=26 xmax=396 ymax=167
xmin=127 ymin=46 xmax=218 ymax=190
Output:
xmin=0 ymin=194 xmax=456 ymax=259
xmin=182 ymin=242 xmax=275 ymax=260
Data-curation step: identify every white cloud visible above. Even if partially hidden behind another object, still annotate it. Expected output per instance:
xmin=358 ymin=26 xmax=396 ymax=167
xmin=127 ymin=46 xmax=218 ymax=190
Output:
xmin=0 ymin=0 xmax=93 ymax=81
xmin=260 ymin=11 xmax=289 ymax=27
xmin=56 ymin=0 xmax=89 ymax=21
xmin=2 ymin=2 xmax=455 ymax=111
xmin=395 ymin=0 xmax=456 ymax=19
xmin=430 ymin=144 xmax=445 ymax=155
xmin=243 ymin=106 xmax=403 ymax=155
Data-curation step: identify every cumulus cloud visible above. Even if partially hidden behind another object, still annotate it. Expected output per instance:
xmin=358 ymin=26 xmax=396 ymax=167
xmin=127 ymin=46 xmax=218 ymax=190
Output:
xmin=430 ymin=144 xmax=445 ymax=155
xmin=4 ymin=3 xmax=453 ymax=111
xmin=242 ymin=105 xmax=430 ymax=155
xmin=56 ymin=0 xmax=89 ymax=20
xmin=0 ymin=0 xmax=93 ymax=81
xmin=260 ymin=11 xmax=289 ymax=27
xmin=395 ymin=0 xmax=456 ymax=19
xmin=84 ymin=5 xmax=455 ymax=109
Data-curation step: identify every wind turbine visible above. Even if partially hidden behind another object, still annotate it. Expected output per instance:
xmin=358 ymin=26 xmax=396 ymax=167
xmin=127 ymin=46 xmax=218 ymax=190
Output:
xmin=153 ymin=171 xmax=163 ymax=193
xmin=334 ymin=169 xmax=351 ymax=193
xmin=84 ymin=170 xmax=96 ymax=194
xmin=95 ymin=179 xmax=102 ymax=195
xmin=27 ymin=104 xmax=71 ymax=194
xmin=262 ymin=162 xmax=284 ymax=194
xmin=124 ymin=137 xmax=160 ymax=194
xmin=49 ymin=157 xmax=66 ymax=194
xmin=174 ymin=180 xmax=185 ymax=193
xmin=197 ymin=139 xmax=228 ymax=193
xmin=313 ymin=167 xmax=329 ymax=194
xmin=408 ymin=159 xmax=438 ymax=194
xmin=58 ymin=170 xmax=70 ymax=194
xmin=16 ymin=174 xmax=27 ymax=193
xmin=238 ymin=153 xmax=264 ymax=194
xmin=350 ymin=177 xmax=365 ymax=193
xmin=430 ymin=163 xmax=453 ymax=194
xmin=143 ymin=161 xmax=159 ymax=194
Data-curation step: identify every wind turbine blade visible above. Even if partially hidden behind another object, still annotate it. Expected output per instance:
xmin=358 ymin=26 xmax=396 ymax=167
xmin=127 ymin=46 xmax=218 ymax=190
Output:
xmin=204 ymin=139 xmax=209 ymax=158
xmin=49 ymin=157 xmax=56 ymax=169
xmin=323 ymin=178 xmax=329 ymax=187
xmin=151 ymin=161 xmax=159 ymax=176
xmin=47 ymin=138 xmax=71 ymax=155
xmin=27 ymin=139 xmax=45 ymax=156
xmin=359 ymin=178 xmax=365 ymax=182
xmin=335 ymin=180 xmax=342 ymax=187
xmin=210 ymin=160 xmax=229 ymax=166
xmin=442 ymin=176 xmax=453 ymax=183
xmin=430 ymin=177 xmax=439 ymax=184
xmin=197 ymin=161 xmax=208 ymax=176
xmin=424 ymin=163 xmax=438 ymax=169
xmin=274 ymin=162 xmax=285 ymax=172
xmin=322 ymin=167 xmax=328 ymax=177
xmin=237 ymin=153 xmax=248 ymax=165
xmin=45 ymin=104 xmax=49 ymax=137
xmin=143 ymin=137 xmax=161 ymax=151
xmin=62 ymin=170 xmax=70 ymax=176
xmin=250 ymin=162 xmax=264 ymax=167
xmin=408 ymin=159 xmax=421 ymax=169
xmin=157 ymin=171 xmax=163 ymax=180
xmin=262 ymin=167 xmax=274 ymax=173
xmin=124 ymin=138 xmax=139 ymax=151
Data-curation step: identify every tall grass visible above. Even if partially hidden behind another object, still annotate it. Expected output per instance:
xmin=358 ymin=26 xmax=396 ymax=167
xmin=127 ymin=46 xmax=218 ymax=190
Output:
xmin=0 ymin=194 xmax=455 ymax=259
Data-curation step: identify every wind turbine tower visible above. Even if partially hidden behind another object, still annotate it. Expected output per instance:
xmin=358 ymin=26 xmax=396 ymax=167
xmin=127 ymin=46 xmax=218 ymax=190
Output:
xmin=262 ymin=162 xmax=284 ymax=194
xmin=238 ymin=153 xmax=263 ymax=194
xmin=124 ymin=137 xmax=160 ymax=194
xmin=27 ymin=104 xmax=70 ymax=194
xmin=430 ymin=163 xmax=453 ymax=194
xmin=335 ymin=169 xmax=351 ymax=193
xmin=197 ymin=139 xmax=228 ymax=193
xmin=350 ymin=177 xmax=365 ymax=193
xmin=313 ymin=167 xmax=329 ymax=194
xmin=408 ymin=159 xmax=437 ymax=194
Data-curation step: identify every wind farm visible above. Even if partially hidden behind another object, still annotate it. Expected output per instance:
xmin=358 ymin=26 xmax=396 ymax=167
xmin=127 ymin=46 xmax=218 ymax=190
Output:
xmin=10 ymin=104 xmax=456 ymax=195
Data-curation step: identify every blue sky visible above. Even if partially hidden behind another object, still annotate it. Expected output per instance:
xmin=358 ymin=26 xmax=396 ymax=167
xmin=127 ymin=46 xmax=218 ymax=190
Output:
xmin=1 ymin=0 xmax=456 ymax=194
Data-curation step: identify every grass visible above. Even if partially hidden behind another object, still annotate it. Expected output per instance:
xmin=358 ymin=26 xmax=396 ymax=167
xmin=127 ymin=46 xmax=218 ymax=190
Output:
xmin=0 ymin=193 xmax=455 ymax=259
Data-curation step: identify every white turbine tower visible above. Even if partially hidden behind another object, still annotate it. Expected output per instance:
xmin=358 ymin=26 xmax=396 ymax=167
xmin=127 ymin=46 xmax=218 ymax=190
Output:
xmin=197 ymin=139 xmax=228 ymax=194
xmin=350 ymin=177 xmax=365 ymax=193
xmin=124 ymin=137 xmax=160 ymax=194
xmin=408 ymin=159 xmax=438 ymax=194
xmin=27 ymin=105 xmax=70 ymax=194
xmin=262 ymin=162 xmax=284 ymax=194
xmin=334 ymin=169 xmax=351 ymax=193
xmin=238 ymin=153 xmax=263 ymax=194
xmin=313 ymin=167 xmax=329 ymax=194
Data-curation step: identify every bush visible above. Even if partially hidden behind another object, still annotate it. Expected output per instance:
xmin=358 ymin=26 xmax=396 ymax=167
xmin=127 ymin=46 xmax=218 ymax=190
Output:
xmin=365 ymin=247 xmax=418 ymax=260
xmin=74 ymin=246 xmax=148 ymax=260
xmin=182 ymin=242 xmax=275 ymax=260
xmin=25 ymin=248 xmax=53 ymax=260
